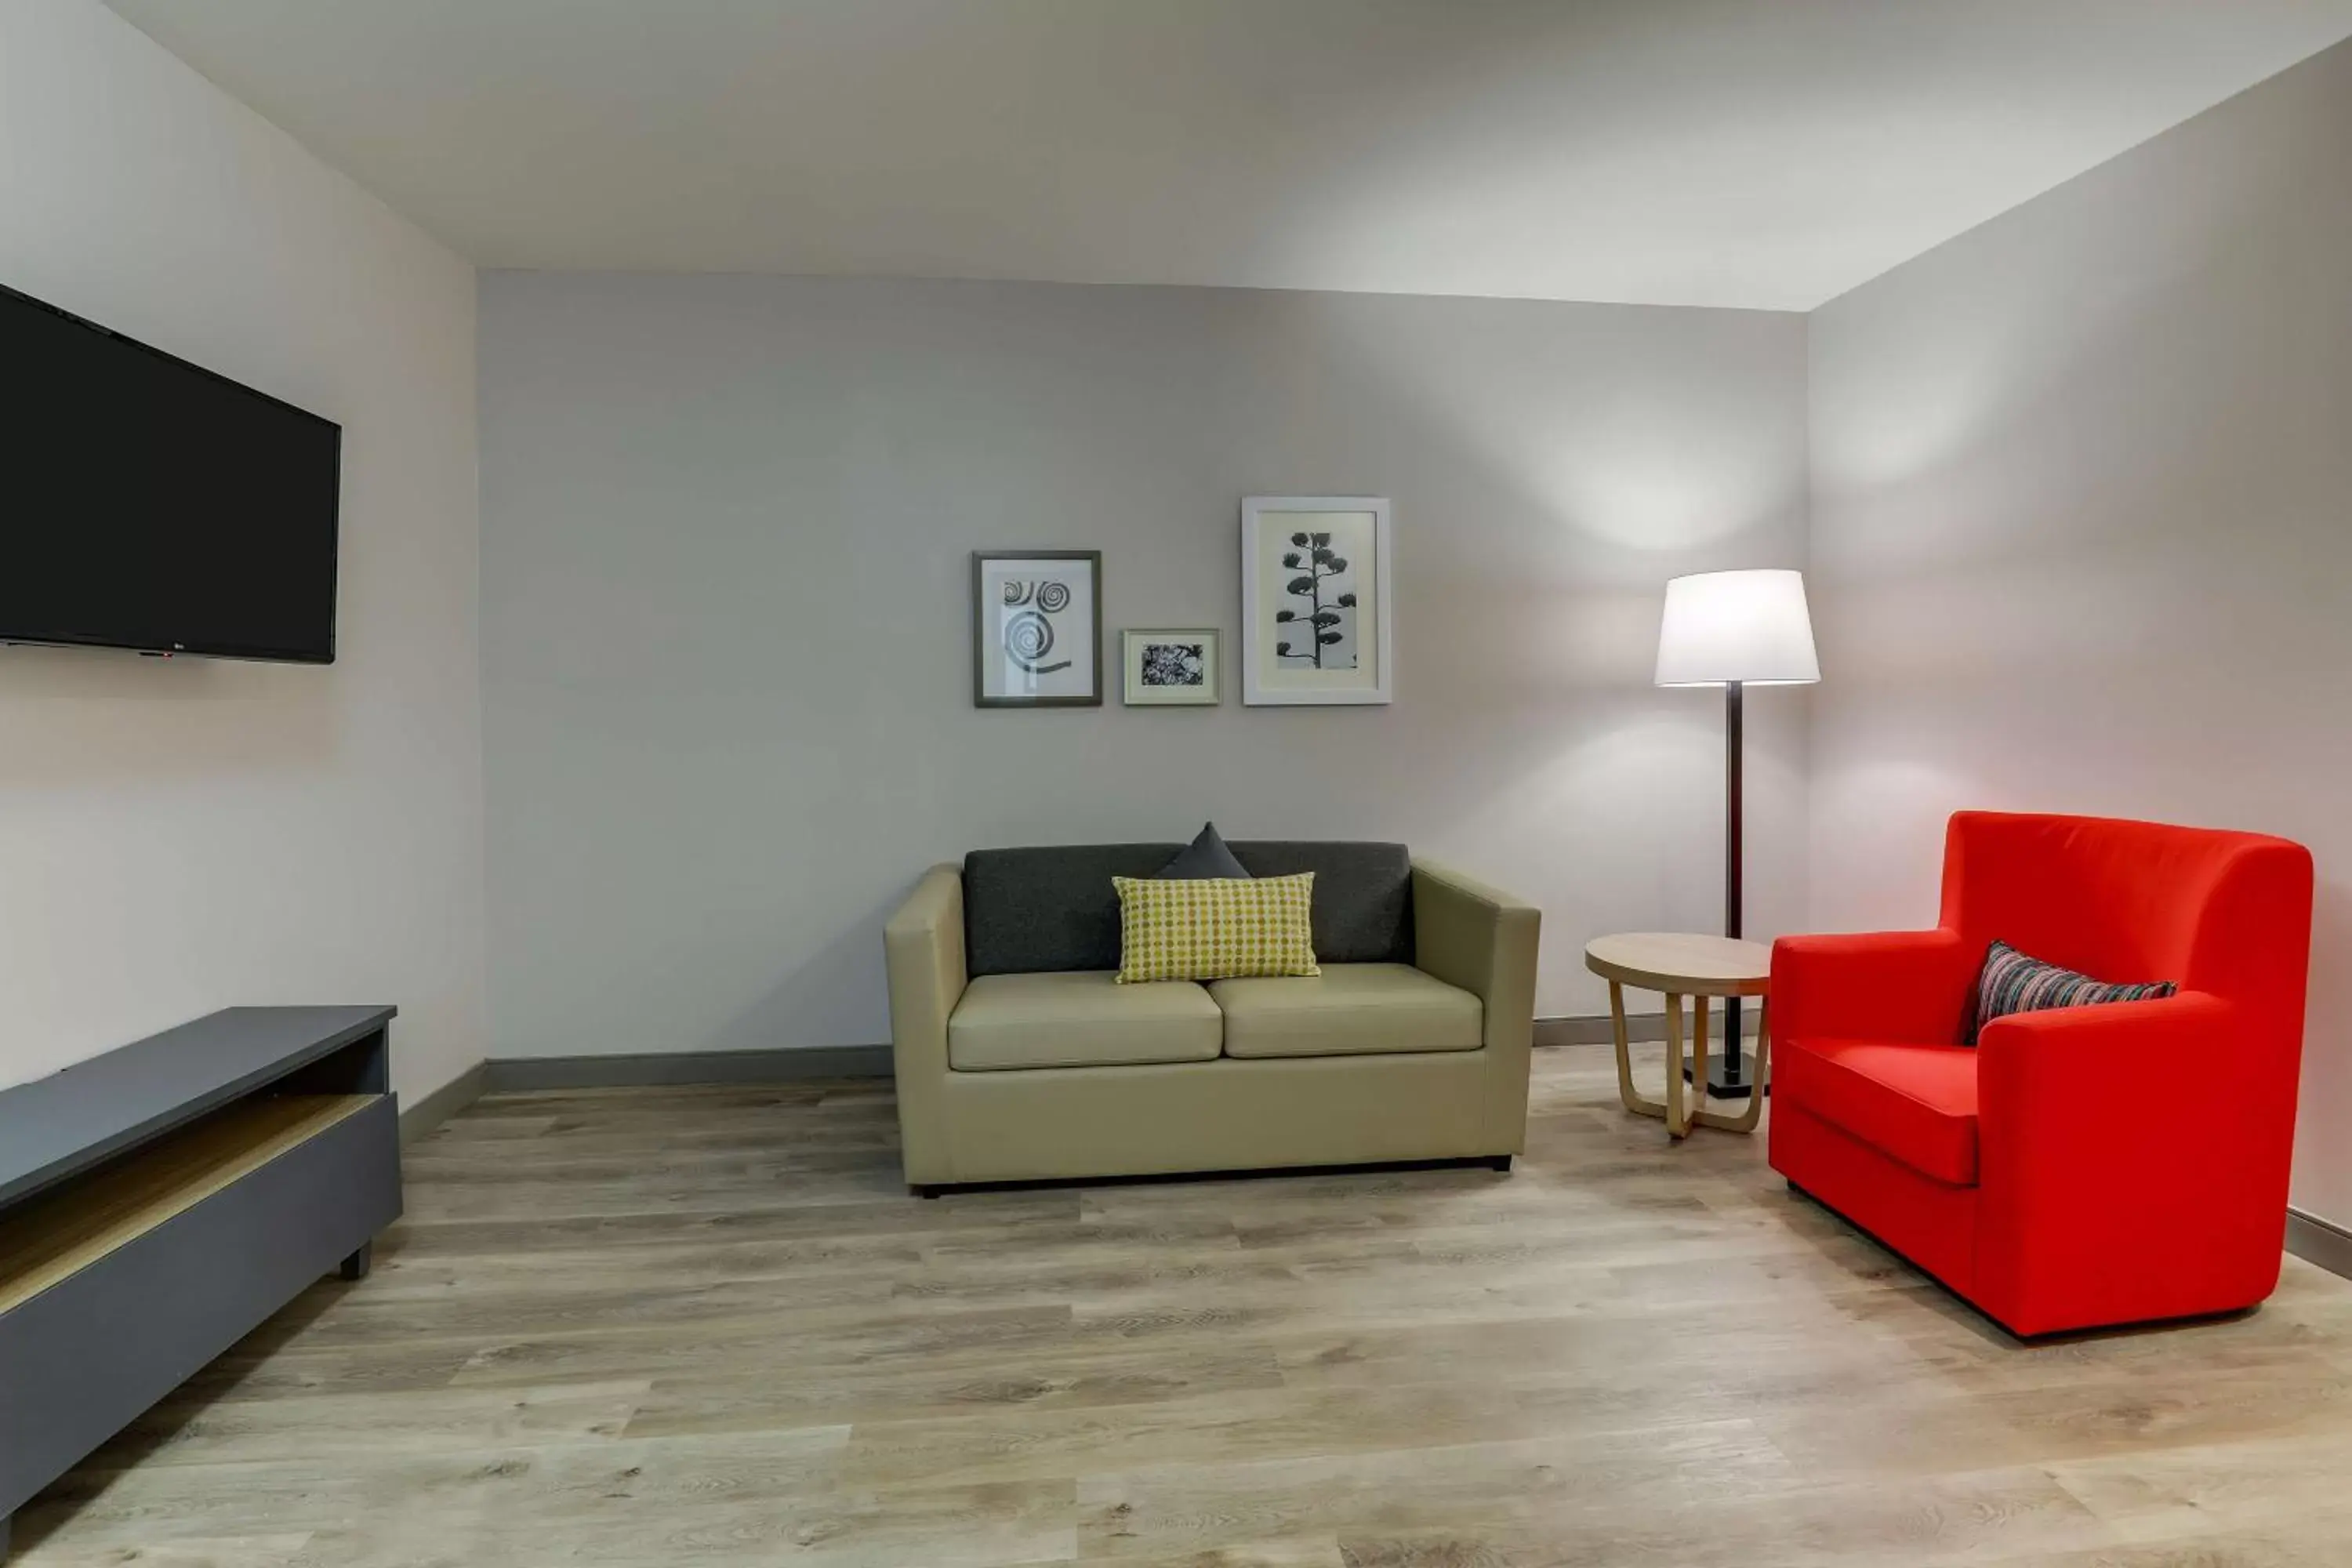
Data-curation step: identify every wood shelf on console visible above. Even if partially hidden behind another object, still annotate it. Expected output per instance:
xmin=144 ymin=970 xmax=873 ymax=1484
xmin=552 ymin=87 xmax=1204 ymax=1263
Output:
xmin=0 ymin=1094 xmax=381 ymax=1317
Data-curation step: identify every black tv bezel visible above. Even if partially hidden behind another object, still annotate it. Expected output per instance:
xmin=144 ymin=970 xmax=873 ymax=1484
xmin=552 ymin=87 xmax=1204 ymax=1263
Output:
xmin=0 ymin=279 xmax=344 ymax=666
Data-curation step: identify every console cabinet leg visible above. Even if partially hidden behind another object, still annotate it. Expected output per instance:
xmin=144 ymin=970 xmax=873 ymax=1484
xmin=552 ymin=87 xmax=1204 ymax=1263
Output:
xmin=1489 ymin=1155 xmax=1515 ymax=1173
xmin=338 ymin=1241 xmax=373 ymax=1281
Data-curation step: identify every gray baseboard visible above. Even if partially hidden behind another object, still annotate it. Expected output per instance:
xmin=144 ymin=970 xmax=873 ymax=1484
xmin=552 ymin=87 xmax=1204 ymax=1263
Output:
xmin=485 ymin=1045 xmax=895 ymax=1091
xmin=398 ymin=1061 xmax=486 ymax=1145
xmin=1536 ymin=1010 xmax=1762 ymax=1048
xmin=2287 ymin=1207 xmax=2352 ymax=1282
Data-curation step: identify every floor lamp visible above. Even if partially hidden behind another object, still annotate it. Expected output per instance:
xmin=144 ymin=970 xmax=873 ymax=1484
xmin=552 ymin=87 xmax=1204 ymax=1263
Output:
xmin=1654 ymin=568 xmax=1820 ymax=1098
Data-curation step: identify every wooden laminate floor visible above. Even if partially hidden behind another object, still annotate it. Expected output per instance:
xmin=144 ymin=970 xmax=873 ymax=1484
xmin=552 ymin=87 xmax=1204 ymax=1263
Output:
xmin=17 ymin=1045 xmax=2352 ymax=1566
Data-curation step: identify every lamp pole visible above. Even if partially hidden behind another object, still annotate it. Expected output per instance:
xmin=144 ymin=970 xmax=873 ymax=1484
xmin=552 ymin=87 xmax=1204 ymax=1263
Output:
xmin=1721 ymin=680 xmax=1748 ymax=1094
xmin=1688 ymin=679 xmax=1752 ymax=1096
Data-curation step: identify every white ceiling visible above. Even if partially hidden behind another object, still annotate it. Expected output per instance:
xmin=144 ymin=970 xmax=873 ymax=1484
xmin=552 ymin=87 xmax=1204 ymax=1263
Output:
xmin=105 ymin=0 xmax=2352 ymax=311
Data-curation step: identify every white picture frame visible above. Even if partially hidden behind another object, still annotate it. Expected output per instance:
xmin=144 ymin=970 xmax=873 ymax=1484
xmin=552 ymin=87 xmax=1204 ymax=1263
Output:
xmin=1240 ymin=496 xmax=1393 ymax=706
xmin=1121 ymin=628 xmax=1220 ymax=706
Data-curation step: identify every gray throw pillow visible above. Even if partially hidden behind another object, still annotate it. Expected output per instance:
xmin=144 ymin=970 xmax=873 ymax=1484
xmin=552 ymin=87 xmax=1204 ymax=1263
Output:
xmin=1157 ymin=822 xmax=1251 ymax=880
xmin=1965 ymin=939 xmax=2176 ymax=1044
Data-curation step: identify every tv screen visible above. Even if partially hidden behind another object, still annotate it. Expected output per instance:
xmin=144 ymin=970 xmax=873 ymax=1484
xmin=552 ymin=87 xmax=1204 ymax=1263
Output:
xmin=0 ymin=281 xmax=341 ymax=662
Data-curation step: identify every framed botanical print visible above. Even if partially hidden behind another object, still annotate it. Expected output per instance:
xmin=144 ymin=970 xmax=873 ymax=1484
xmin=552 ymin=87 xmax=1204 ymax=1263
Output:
xmin=971 ymin=550 xmax=1102 ymax=707
xmin=1240 ymin=496 xmax=1392 ymax=706
xmin=1121 ymin=628 xmax=1219 ymax=706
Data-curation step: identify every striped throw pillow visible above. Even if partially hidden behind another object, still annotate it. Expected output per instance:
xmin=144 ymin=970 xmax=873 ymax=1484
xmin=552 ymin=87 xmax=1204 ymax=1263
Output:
xmin=1968 ymin=939 xmax=2175 ymax=1044
xmin=1112 ymin=872 xmax=1319 ymax=984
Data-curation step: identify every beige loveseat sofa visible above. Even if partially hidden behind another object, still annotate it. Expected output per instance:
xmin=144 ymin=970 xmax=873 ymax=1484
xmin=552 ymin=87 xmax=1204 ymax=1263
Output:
xmin=884 ymin=840 xmax=1540 ymax=1192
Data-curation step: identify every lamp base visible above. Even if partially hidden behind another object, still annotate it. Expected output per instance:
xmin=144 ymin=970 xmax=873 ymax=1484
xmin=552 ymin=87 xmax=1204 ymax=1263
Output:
xmin=1683 ymin=991 xmax=1765 ymax=1101
xmin=1685 ymin=1058 xmax=1763 ymax=1101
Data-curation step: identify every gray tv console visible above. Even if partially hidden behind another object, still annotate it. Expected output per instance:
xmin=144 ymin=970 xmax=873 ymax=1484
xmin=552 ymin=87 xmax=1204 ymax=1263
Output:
xmin=0 ymin=1006 xmax=401 ymax=1560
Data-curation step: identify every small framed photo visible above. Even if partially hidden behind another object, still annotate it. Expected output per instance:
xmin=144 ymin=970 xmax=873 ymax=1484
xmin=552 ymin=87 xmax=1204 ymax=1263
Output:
xmin=972 ymin=550 xmax=1102 ymax=707
xmin=1240 ymin=496 xmax=1392 ymax=706
xmin=1122 ymin=628 xmax=1220 ymax=706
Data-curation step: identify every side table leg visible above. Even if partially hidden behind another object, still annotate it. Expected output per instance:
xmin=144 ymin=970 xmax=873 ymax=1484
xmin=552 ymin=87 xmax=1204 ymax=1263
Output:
xmin=1610 ymin=980 xmax=1666 ymax=1121
xmin=1692 ymin=997 xmax=1711 ymax=1120
xmin=1664 ymin=993 xmax=1690 ymax=1138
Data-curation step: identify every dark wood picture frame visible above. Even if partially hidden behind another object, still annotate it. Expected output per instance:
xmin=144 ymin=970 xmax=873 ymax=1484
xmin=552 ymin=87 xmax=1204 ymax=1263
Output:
xmin=971 ymin=550 xmax=1104 ymax=708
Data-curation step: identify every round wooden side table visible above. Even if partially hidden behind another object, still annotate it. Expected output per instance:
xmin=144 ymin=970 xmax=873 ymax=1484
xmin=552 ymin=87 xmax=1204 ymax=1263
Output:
xmin=1584 ymin=933 xmax=1772 ymax=1138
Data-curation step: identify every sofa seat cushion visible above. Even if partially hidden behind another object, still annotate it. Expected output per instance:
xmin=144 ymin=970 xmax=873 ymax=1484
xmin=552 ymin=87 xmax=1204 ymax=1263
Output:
xmin=1777 ymin=1036 xmax=1980 ymax=1185
xmin=949 ymin=971 xmax=1222 ymax=1072
xmin=1211 ymin=964 xmax=1483 ymax=1060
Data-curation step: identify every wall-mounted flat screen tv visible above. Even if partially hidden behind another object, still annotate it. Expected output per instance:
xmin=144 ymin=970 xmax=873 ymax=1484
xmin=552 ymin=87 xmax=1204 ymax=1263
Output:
xmin=0 ymin=281 xmax=341 ymax=663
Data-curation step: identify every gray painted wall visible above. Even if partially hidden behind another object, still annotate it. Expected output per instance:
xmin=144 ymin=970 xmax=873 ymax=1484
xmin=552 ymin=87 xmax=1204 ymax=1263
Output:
xmin=480 ymin=275 xmax=1809 ymax=1059
xmin=0 ymin=0 xmax=486 ymax=1105
xmin=1809 ymin=38 xmax=2352 ymax=1223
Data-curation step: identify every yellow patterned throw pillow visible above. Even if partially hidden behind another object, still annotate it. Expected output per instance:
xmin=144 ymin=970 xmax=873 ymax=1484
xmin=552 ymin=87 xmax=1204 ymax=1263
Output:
xmin=1112 ymin=873 xmax=1319 ymax=983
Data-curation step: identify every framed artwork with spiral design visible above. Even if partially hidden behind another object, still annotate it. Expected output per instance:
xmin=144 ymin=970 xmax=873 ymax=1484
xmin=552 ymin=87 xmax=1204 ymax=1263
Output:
xmin=971 ymin=550 xmax=1103 ymax=707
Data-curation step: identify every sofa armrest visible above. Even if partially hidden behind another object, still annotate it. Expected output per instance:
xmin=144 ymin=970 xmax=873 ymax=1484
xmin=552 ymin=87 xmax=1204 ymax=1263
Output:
xmin=1770 ymin=929 xmax=1975 ymax=1045
xmin=1412 ymin=858 xmax=1541 ymax=1152
xmin=1974 ymin=991 xmax=2286 ymax=1331
xmin=884 ymin=864 xmax=967 ymax=1184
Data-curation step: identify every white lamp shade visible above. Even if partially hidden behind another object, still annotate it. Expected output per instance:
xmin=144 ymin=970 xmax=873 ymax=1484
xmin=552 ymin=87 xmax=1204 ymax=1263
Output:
xmin=1654 ymin=568 xmax=1820 ymax=687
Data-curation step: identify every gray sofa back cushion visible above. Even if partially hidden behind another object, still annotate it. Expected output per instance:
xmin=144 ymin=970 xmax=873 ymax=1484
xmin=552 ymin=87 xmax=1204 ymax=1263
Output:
xmin=962 ymin=840 xmax=1414 ymax=977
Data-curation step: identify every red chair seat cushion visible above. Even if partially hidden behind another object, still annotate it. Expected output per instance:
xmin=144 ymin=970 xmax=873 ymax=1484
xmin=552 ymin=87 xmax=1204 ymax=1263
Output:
xmin=1776 ymin=1037 xmax=1981 ymax=1185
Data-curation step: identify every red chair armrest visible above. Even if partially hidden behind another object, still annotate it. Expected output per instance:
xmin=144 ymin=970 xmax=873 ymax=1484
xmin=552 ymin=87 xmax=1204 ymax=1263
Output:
xmin=1974 ymin=991 xmax=2288 ymax=1333
xmin=1976 ymin=989 xmax=2230 ymax=1081
xmin=1770 ymin=929 xmax=1974 ymax=1044
xmin=1975 ymin=990 xmax=2239 ymax=1159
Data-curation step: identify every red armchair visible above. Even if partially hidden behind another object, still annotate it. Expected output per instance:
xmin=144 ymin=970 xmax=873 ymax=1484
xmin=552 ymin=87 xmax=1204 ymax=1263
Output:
xmin=1770 ymin=811 xmax=2314 ymax=1337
